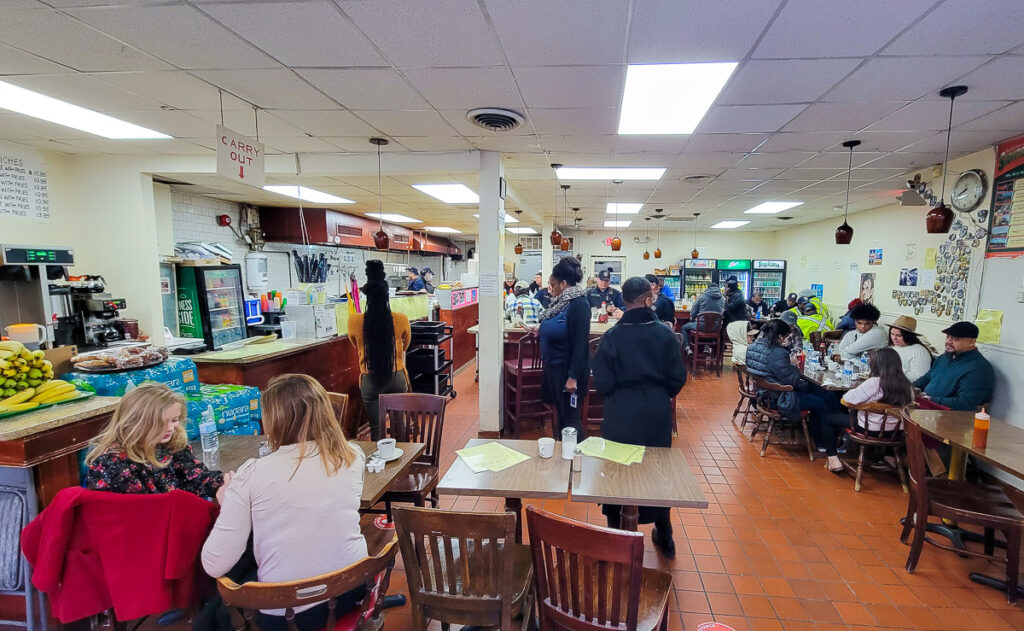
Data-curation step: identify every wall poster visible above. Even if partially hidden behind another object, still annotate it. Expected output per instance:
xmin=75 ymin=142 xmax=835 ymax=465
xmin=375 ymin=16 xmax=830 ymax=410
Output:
xmin=899 ymin=268 xmax=919 ymax=288
xmin=868 ymin=248 xmax=883 ymax=265
xmin=987 ymin=133 xmax=1024 ymax=258
xmin=859 ymin=273 xmax=876 ymax=304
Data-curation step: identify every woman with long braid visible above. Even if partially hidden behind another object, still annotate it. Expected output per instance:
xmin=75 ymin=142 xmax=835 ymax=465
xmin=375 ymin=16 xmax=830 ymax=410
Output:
xmin=347 ymin=260 xmax=411 ymax=440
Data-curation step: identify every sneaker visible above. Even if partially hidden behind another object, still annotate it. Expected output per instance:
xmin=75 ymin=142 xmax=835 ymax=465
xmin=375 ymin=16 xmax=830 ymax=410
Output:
xmin=870 ymin=455 xmax=897 ymax=471
xmin=836 ymin=436 xmax=848 ymax=454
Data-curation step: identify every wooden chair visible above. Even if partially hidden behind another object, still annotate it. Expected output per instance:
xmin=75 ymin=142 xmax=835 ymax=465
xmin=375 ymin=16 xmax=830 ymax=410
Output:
xmin=377 ymin=393 xmax=448 ymax=519
xmin=808 ymin=331 xmax=825 ymax=357
xmin=841 ymin=401 xmax=908 ymax=493
xmin=328 ymin=391 xmax=350 ymax=432
xmin=687 ymin=312 xmax=723 ymax=377
xmin=748 ymin=375 xmax=814 ymax=461
xmin=525 ymin=505 xmax=672 ymax=631
xmin=217 ymin=535 xmax=399 ymax=631
xmin=581 ymin=337 xmax=604 ymax=438
xmin=731 ymin=362 xmax=756 ymax=433
xmin=393 ymin=506 xmax=534 ymax=631
xmin=504 ymin=332 xmax=549 ymax=437
xmin=900 ymin=416 xmax=1024 ymax=603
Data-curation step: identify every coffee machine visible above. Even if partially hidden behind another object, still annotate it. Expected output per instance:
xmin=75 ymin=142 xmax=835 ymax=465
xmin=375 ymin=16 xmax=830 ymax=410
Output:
xmin=69 ymin=277 xmax=127 ymax=348
xmin=0 ymin=244 xmax=75 ymax=348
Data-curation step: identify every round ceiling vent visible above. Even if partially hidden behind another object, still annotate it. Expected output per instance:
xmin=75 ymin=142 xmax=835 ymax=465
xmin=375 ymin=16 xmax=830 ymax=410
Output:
xmin=680 ymin=174 xmax=717 ymax=186
xmin=467 ymin=108 xmax=525 ymax=132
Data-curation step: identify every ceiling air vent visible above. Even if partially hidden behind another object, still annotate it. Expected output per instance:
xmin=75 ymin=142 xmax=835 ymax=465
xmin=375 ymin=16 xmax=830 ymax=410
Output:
xmin=336 ymin=225 xmax=362 ymax=237
xmin=467 ymin=108 xmax=525 ymax=132
xmin=680 ymin=174 xmax=717 ymax=186
xmin=393 ymin=234 xmax=410 ymax=244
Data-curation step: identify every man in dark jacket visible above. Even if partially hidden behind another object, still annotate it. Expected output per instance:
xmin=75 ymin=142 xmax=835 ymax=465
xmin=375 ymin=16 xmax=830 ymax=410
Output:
xmin=587 ymin=269 xmax=625 ymax=314
xmin=723 ymin=277 xmax=747 ymax=324
xmin=645 ymin=274 xmax=675 ymax=323
xmin=592 ymin=276 xmax=686 ymax=557
xmin=771 ymin=292 xmax=798 ymax=316
xmin=914 ymin=321 xmax=994 ymax=410
xmin=680 ymin=282 xmax=725 ymax=350
xmin=747 ymin=291 xmax=769 ymax=319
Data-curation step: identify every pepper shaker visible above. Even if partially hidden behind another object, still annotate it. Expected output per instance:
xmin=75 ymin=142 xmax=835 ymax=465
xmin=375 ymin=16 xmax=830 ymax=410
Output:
xmin=572 ymin=447 xmax=582 ymax=472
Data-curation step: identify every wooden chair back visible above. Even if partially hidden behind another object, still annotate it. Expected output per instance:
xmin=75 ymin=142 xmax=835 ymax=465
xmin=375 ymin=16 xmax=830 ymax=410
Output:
xmin=516 ymin=331 xmax=543 ymax=371
xmin=692 ymin=312 xmax=723 ymax=335
xmin=734 ymin=363 xmax=755 ymax=397
xmin=846 ymin=401 xmax=903 ymax=440
xmin=217 ymin=537 xmax=399 ymax=631
xmin=749 ymin=374 xmax=794 ymax=393
xmin=901 ymin=413 xmax=928 ymax=501
xmin=525 ymin=505 xmax=645 ymax=631
xmin=328 ymin=392 xmax=349 ymax=433
xmin=393 ymin=506 xmax=520 ymax=629
xmin=379 ymin=393 xmax=447 ymax=468
xmin=582 ymin=338 xmax=604 ymax=436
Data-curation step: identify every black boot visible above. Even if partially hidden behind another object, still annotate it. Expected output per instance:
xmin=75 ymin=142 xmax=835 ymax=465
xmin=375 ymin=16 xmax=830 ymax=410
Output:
xmin=652 ymin=518 xmax=676 ymax=559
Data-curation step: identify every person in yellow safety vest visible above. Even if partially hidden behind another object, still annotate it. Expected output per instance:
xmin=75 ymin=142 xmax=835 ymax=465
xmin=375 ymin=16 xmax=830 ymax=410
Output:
xmin=789 ymin=290 xmax=833 ymax=338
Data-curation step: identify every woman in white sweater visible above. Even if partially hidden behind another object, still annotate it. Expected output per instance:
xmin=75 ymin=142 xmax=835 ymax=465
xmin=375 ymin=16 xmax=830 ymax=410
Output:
xmin=833 ymin=303 xmax=888 ymax=361
xmin=202 ymin=374 xmax=367 ymax=631
xmin=887 ymin=315 xmax=933 ymax=382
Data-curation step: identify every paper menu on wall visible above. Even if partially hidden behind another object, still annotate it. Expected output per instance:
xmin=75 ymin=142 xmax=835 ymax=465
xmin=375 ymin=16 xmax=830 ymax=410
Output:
xmin=976 ymin=309 xmax=1003 ymax=345
xmin=479 ymin=272 xmax=499 ymax=297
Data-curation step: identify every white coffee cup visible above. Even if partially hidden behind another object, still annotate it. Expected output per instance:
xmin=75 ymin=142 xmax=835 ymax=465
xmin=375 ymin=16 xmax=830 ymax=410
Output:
xmin=537 ymin=437 xmax=555 ymax=459
xmin=377 ymin=438 xmax=396 ymax=459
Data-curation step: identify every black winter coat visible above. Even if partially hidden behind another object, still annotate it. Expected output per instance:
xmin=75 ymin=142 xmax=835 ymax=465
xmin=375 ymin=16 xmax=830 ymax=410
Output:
xmin=744 ymin=337 xmax=801 ymax=417
xmin=723 ymin=290 xmax=747 ymax=324
xmin=592 ymin=308 xmax=687 ymax=447
xmin=653 ymin=294 xmax=675 ymax=323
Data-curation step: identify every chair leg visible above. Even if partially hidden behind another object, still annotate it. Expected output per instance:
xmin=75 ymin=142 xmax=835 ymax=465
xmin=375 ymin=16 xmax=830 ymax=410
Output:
xmin=905 ymin=508 xmax=928 ymax=573
xmin=894 ymin=449 xmax=909 ymax=494
xmin=731 ymin=396 xmax=744 ymax=423
xmin=899 ymin=495 xmax=916 ymax=544
xmin=984 ymin=528 xmax=995 ymax=556
xmin=1004 ymin=527 xmax=1021 ymax=604
xmin=801 ymin=414 xmax=814 ymax=462
xmin=854 ymin=445 xmax=867 ymax=492
xmin=761 ymin=417 xmax=776 ymax=457
xmin=385 ymin=501 xmax=393 ymax=523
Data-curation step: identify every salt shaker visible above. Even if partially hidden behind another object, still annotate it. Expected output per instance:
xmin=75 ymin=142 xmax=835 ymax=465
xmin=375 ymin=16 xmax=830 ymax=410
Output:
xmin=572 ymin=447 xmax=582 ymax=472
xmin=561 ymin=427 xmax=578 ymax=459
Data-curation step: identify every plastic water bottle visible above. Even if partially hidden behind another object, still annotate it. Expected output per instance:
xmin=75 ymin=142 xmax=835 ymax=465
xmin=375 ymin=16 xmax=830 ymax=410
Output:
xmin=859 ymin=352 xmax=870 ymax=373
xmin=199 ymin=404 xmax=219 ymax=453
xmin=841 ymin=362 xmax=853 ymax=387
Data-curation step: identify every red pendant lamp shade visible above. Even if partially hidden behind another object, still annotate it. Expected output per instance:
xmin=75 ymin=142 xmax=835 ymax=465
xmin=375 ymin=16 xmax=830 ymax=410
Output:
xmin=926 ymin=204 xmax=955 ymax=234
xmin=610 ymin=236 xmax=621 ymax=251
xmin=370 ymin=137 xmax=389 ymax=250
xmin=927 ymin=86 xmax=968 ymax=234
xmin=643 ymin=250 xmax=650 ymax=259
xmin=835 ymin=222 xmax=854 ymax=244
xmin=835 ymin=140 xmax=860 ymax=245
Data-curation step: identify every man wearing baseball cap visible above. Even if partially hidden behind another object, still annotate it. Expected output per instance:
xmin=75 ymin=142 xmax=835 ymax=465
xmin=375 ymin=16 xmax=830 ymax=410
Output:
xmin=405 ymin=267 xmax=425 ymax=292
xmin=914 ymin=321 xmax=994 ymax=410
xmin=587 ymin=269 xmax=625 ymax=315
xmin=771 ymin=292 xmax=799 ymax=317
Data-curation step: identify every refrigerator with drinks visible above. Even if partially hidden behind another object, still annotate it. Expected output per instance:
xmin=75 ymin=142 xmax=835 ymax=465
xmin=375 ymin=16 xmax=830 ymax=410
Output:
xmin=682 ymin=259 xmax=716 ymax=300
xmin=715 ymin=259 xmax=752 ymax=299
xmin=176 ymin=265 xmax=247 ymax=350
xmin=751 ymin=260 xmax=787 ymax=305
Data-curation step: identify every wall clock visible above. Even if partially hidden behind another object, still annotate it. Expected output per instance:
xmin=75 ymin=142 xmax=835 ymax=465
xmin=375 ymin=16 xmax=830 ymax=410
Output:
xmin=950 ymin=168 xmax=987 ymax=212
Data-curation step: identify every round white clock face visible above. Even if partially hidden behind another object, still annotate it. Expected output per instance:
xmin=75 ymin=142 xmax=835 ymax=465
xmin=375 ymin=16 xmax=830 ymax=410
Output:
xmin=950 ymin=169 xmax=986 ymax=212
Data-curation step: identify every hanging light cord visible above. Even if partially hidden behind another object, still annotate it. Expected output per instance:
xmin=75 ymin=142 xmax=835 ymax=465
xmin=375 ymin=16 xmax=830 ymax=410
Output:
xmin=844 ymin=144 xmax=854 ymax=222
xmin=376 ymin=142 xmax=384 ymax=230
xmin=940 ymin=94 xmax=956 ymax=201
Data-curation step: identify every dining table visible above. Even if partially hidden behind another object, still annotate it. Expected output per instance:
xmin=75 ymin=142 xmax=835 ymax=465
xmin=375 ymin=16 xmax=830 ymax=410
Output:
xmin=801 ymin=364 xmax=857 ymax=392
xmin=437 ymin=438 xmax=571 ymax=542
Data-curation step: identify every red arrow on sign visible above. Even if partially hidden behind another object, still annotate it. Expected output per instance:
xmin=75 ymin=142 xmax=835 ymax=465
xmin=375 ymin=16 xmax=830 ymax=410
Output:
xmin=239 ymin=165 xmax=245 ymax=179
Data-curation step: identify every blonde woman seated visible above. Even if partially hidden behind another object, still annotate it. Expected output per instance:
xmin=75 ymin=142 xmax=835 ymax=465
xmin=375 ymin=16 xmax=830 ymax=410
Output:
xmin=201 ymin=374 xmax=367 ymax=631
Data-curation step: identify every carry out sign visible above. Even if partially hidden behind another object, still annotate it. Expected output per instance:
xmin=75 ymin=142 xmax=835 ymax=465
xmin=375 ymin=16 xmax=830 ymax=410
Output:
xmin=216 ymin=125 xmax=264 ymax=187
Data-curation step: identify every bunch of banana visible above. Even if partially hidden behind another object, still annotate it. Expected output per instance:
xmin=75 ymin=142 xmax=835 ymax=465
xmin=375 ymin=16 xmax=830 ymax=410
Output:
xmin=0 ymin=380 xmax=80 ymax=414
xmin=0 ymin=341 xmax=57 ymax=400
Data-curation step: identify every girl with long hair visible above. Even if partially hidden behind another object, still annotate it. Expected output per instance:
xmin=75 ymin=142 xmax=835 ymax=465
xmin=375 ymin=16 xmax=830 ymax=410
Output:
xmin=85 ymin=382 xmax=227 ymax=501
xmin=347 ymin=259 xmax=411 ymax=440
xmin=202 ymin=374 xmax=367 ymax=631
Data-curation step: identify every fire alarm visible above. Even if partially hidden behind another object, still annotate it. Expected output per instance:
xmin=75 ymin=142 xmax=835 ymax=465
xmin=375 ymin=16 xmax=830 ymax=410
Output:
xmin=217 ymin=214 xmax=232 ymax=227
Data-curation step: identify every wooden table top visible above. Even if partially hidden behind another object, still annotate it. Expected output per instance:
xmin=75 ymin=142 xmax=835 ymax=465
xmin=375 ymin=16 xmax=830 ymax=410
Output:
xmin=437 ymin=438 xmax=571 ymax=499
xmin=191 ymin=435 xmax=425 ymax=508
xmin=571 ymin=446 xmax=708 ymax=509
xmin=801 ymin=366 xmax=858 ymax=392
xmin=906 ymin=409 xmax=1024 ymax=479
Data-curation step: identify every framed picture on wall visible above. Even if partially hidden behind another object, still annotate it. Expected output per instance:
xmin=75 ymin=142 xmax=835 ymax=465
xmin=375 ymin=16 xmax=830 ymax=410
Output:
xmin=859 ymin=273 xmax=876 ymax=304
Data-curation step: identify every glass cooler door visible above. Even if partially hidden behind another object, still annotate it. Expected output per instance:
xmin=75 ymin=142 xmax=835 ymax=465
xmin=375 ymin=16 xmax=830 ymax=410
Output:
xmin=201 ymin=266 xmax=246 ymax=348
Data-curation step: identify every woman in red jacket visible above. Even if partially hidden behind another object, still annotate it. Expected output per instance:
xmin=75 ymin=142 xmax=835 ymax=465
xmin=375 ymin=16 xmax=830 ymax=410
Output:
xmin=85 ymin=382 xmax=230 ymax=502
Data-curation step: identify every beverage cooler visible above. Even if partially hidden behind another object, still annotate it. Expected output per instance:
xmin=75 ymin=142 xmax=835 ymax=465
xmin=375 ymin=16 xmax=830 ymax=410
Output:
xmin=176 ymin=265 xmax=247 ymax=350
xmin=751 ymin=260 xmax=787 ymax=304
xmin=714 ymin=259 xmax=752 ymax=299
xmin=682 ymin=259 xmax=715 ymax=299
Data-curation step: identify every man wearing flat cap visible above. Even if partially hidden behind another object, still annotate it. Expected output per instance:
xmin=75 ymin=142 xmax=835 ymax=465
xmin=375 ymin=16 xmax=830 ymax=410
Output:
xmin=914 ymin=321 xmax=994 ymax=410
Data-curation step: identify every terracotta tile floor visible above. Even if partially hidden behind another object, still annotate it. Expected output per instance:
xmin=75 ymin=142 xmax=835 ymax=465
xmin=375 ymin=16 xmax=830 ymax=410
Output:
xmin=380 ymin=363 xmax=1024 ymax=631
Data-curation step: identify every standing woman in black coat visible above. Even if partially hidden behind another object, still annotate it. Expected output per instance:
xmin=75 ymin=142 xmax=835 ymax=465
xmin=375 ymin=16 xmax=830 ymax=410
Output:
xmin=536 ymin=257 xmax=591 ymax=433
xmin=592 ymin=277 xmax=687 ymax=557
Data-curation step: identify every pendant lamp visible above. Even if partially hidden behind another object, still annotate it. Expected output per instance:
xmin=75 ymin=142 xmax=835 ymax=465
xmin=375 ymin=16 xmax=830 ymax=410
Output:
xmin=610 ymin=179 xmax=622 ymax=251
xmin=654 ymin=208 xmax=663 ymax=258
xmin=572 ymin=208 xmax=581 ymax=253
xmin=643 ymin=216 xmax=651 ymax=259
xmin=690 ymin=212 xmax=699 ymax=259
xmin=549 ymin=163 xmax=563 ymax=246
xmin=560 ymin=184 xmax=571 ymax=251
xmin=370 ymin=138 xmax=390 ymax=250
xmin=835 ymin=139 xmax=860 ymax=245
xmin=513 ymin=210 xmax=524 ymax=254
xmin=927 ymin=86 xmax=968 ymax=234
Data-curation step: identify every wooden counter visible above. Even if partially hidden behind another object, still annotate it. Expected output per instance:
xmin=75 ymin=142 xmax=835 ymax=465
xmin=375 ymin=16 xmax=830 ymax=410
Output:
xmin=439 ymin=300 xmax=478 ymax=371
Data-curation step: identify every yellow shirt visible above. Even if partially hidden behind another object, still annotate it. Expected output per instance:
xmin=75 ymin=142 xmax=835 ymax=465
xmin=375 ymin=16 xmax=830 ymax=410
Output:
xmin=346 ymin=312 xmax=411 ymax=375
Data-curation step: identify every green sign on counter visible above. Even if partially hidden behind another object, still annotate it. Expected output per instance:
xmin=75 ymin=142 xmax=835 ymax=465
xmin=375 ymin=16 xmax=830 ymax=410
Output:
xmin=717 ymin=259 xmax=751 ymax=270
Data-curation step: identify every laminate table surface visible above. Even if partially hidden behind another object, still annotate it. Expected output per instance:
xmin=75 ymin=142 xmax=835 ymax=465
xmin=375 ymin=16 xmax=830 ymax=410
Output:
xmin=570 ymin=445 xmax=708 ymax=509
xmin=437 ymin=438 xmax=571 ymax=499
xmin=906 ymin=408 xmax=1024 ymax=479
xmin=802 ymin=366 xmax=857 ymax=392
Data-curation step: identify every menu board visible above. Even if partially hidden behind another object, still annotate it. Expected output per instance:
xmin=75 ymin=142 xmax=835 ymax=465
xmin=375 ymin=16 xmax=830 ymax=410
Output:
xmin=987 ymin=133 xmax=1024 ymax=258
xmin=0 ymin=144 xmax=49 ymax=221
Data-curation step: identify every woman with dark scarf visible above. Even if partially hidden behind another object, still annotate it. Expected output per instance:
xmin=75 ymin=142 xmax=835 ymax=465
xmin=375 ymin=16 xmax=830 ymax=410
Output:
xmin=347 ymin=260 xmax=411 ymax=441
xmin=536 ymin=256 xmax=591 ymax=433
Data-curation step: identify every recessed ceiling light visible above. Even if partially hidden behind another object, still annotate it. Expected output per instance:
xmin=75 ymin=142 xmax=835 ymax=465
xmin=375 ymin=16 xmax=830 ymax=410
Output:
xmin=424 ymin=226 xmax=462 ymax=234
xmin=507 ymin=227 xmax=538 ymax=235
xmin=710 ymin=220 xmax=750 ymax=229
xmin=366 ymin=213 xmax=420 ymax=223
xmin=263 ymin=185 xmax=353 ymax=204
xmin=413 ymin=184 xmax=479 ymax=204
xmin=744 ymin=201 xmax=804 ymax=214
xmin=473 ymin=213 xmax=520 ymax=223
xmin=604 ymin=220 xmax=632 ymax=228
xmin=606 ymin=203 xmax=643 ymax=214
xmin=0 ymin=79 xmax=171 ymax=139
xmin=618 ymin=62 xmax=738 ymax=135
xmin=555 ymin=167 xmax=666 ymax=180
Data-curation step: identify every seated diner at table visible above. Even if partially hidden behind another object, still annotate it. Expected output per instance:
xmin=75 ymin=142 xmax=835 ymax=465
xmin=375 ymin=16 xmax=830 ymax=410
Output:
xmin=592 ymin=276 xmax=687 ymax=557
xmin=747 ymin=291 xmax=770 ymax=319
xmin=832 ymin=302 xmax=887 ymax=361
xmin=201 ymin=374 xmax=367 ymax=631
xmin=792 ymin=290 xmax=833 ymax=337
xmin=85 ymin=382 xmax=227 ymax=502
xmin=727 ymin=319 xmax=751 ymax=364
xmin=887 ymin=315 xmax=933 ymax=382
xmin=658 ymin=276 xmax=676 ymax=302
xmin=778 ymin=310 xmax=804 ymax=351
xmin=646 ymin=274 xmax=675 ymax=324
xmin=771 ymin=292 xmax=798 ymax=316
xmin=913 ymin=321 xmax=994 ymax=410
xmin=505 ymin=280 xmax=544 ymax=324
xmin=819 ymin=348 xmax=914 ymax=473
xmin=834 ymin=298 xmax=862 ymax=333
xmin=723 ymin=277 xmax=748 ymax=325
xmin=586 ymin=268 xmax=625 ymax=315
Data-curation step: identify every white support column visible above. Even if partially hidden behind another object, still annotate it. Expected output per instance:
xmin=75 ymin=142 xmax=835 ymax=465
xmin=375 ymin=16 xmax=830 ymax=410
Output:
xmin=541 ymin=216 xmax=554 ymax=278
xmin=477 ymin=151 xmax=505 ymax=434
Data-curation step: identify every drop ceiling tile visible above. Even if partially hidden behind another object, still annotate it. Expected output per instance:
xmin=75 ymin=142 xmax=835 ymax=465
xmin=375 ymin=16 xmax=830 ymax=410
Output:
xmin=130 ymin=138 xmax=214 ymax=155
xmin=822 ymin=56 xmax=992 ymax=103
xmin=757 ymin=131 xmax=852 ymax=153
xmin=340 ymin=0 xmax=503 ymax=68
xmin=866 ymin=99 xmax=1008 ymax=132
xmin=775 ymin=168 xmax=846 ymax=181
xmin=612 ymin=136 xmax=689 ymax=154
xmin=466 ymin=135 xmax=544 ymax=153
xmin=485 ymin=0 xmax=627 ymax=65
xmin=512 ymin=66 xmax=624 ymax=109
xmin=402 ymin=67 xmax=523 ymax=112
xmin=528 ymin=108 xmax=619 ymax=136
xmin=199 ymin=0 xmax=387 ymax=67
xmin=736 ymin=151 xmax=818 ymax=168
xmin=539 ymin=135 xmax=616 ymax=154
xmin=957 ymin=101 xmax=1024 ymax=131
xmin=906 ymin=129 xmax=1018 ymax=154
xmin=861 ymin=152 xmax=946 ymax=170
xmin=671 ymin=153 xmax=742 ymax=170
xmin=352 ymin=110 xmax=454 ymax=137
xmin=0 ymin=9 xmax=167 ymax=72
xmin=752 ymin=0 xmax=935 ymax=58
xmin=94 ymin=71 xmax=251 ymax=111
xmin=67 ymin=5 xmax=278 ymax=70
xmin=192 ymin=69 xmax=336 ymax=110
xmin=796 ymin=151 xmax=885 ymax=170
xmin=628 ymin=0 xmax=780 ymax=63
xmin=697 ymin=104 xmax=808 ymax=134
xmin=883 ymin=1 xmax=1024 ymax=55
xmin=4 ymin=74 xmax=163 ymax=112
xmin=391 ymin=136 xmax=474 ymax=152
xmin=827 ymin=131 xmax=930 ymax=153
xmin=266 ymin=110 xmax=377 ymax=137
xmin=0 ymin=43 xmax=72 ymax=75
xmin=682 ymin=133 xmax=769 ymax=153
xmin=954 ymin=56 xmax=1024 ymax=101
xmin=782 ymin=102 xmax=907 ymax=132
xmin=719 ymin=58 xmax=862 ymax=106
xmin=718 ymin=168 xmax=785 ymax=181
xmin=112 ymin=110 xmax=213 ymax=139
xmin=188 ymin=109 xmax=306 ymax=137
xmin=298 ymin=68 xmax=429 ymax=110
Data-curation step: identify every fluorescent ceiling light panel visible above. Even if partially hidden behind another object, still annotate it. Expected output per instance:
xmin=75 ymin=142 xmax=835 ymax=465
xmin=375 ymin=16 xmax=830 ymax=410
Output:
xmin=555 ymin=167 xmax=665 ymax=180
xmin=604 ymin=220 xmax=632 ymax=228
xmin=606 ymin=203 xmax=643 ymax=214
xmin=473 ymin=213 xmax=519 ymax=223
xmin=366 ymin=213 xmax=420 ymax=223
xmin=413 ymin=184 xmax=479 ymax=204
xmin=744 ymin=201 xmax=804 ymax=214
xmin=0 ymin=79 xmax=170 ymax=139
xmin=424 ymin=226 xmax=461 ymax=234
xmin=710 ymin=220 xmax=750 ymax=229
xmin=263 ymin=185 xmax=353 ymax=204
xmin=507 ymin=227 xmax=538 ymax=235
xmin=618 ymin=62 xmax=738 ymax=135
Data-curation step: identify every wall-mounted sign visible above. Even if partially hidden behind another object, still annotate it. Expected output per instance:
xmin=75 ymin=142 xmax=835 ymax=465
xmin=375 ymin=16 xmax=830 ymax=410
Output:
xmin=717 ymin=259 xmax=751 ymax=270
xmin=753 ymin=260 xmax=785 ymax=270
xmin=216 ymin=125 xmax=265 ymax=187
xmin=684 ymin=259 xmax=715 ymax=269
xmin=0 ymin=143 xmax=49 ymax=221
xmin=987 ymin=132 xmax=1024 ymax=258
